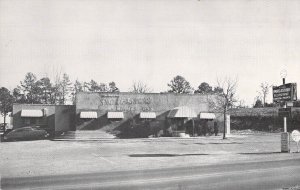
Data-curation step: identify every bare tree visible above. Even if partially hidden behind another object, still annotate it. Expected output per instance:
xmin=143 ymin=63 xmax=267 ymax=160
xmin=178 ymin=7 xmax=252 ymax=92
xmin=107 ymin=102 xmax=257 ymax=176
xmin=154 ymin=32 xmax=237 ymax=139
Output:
xmin=83 ymin=82 xmax=90 ymax=92
xmin=258 ymin=82 xmax=270 ymax=107
xmin=235 ymin=99 xmax=248 ymax=108
xmin=71 ymin=79 xmax=83 ymax=104
xmin=209 ymin=77 xmax=238 ymax=139
xmin=130 ymin=81 xmax=152 ymax=93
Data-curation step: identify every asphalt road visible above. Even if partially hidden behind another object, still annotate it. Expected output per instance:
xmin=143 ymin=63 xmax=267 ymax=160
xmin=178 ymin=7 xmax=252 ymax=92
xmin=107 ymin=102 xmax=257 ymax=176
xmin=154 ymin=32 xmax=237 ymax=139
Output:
xmin=2 ymin=158 xmax=300 ymax=190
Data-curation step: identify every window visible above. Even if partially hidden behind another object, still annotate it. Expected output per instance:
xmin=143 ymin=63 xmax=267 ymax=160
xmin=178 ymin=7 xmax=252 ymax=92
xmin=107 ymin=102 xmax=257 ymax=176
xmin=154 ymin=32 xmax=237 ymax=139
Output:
xmin=23 ymin=118 xmax=45 ymax=125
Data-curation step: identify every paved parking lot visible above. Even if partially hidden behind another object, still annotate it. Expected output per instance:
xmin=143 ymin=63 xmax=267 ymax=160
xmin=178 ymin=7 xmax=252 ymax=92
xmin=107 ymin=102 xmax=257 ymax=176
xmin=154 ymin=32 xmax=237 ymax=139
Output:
xmin=1 ymin=133 xmax=300 ymax=178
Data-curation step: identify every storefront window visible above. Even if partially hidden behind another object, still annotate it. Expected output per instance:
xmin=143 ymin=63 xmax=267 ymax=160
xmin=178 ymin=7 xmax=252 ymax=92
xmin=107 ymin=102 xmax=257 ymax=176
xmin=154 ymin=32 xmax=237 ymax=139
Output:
xmin=23 ymin=118 xmax=45 ymax=125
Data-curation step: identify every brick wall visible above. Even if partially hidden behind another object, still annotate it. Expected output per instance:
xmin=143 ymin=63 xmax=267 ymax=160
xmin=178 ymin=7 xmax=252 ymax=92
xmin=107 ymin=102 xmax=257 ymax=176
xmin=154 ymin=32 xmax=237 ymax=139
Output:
xmin=75 ymin=92 xmax=224 ymax=137
xmin=12 ymin=104 xmax=76 ymax=133
xmin=55 ymin=105 xmax=76 ymax=132
xmin=12 ymin=104 xmax=56 ymax=131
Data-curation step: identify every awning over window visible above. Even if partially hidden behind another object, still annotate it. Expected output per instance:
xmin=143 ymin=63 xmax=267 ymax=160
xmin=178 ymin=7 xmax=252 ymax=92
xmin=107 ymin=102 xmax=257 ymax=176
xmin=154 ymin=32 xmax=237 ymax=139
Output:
xmin=80 ymin=111 xmax=97 ymax=119
xmin=199 ymin=113 xmax=216 ymax=119
xmin=140 ymin=112 xmax=156 ymax=119
xmin=167 ymin=106 xmax=197 ymax=118
xmin=107 ymin=112 xmax=124 ymax=119
xmin=21 ymin=110 xmax=44 ymax=117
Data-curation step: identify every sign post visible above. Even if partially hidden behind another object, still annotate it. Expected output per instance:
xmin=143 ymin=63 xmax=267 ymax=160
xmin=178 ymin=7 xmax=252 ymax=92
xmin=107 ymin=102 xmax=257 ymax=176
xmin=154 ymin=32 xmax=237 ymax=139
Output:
xmin=278 ymin=107 xmax=291 ymax=133
xmin=273 ymin=70 xmax=297 ymax=153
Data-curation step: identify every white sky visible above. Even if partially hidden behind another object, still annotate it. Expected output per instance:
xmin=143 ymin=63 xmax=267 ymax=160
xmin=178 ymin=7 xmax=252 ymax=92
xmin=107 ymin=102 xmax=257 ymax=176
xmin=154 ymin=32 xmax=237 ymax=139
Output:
xmin=0 ymin=0 xmax=299 ymax=106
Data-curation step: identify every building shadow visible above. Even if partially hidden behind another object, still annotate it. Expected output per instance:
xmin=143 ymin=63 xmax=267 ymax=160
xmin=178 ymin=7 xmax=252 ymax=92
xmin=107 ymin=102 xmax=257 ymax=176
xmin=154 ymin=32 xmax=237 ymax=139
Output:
xmin=238 ymin=152 xmax=283 ymax=155
xmin=114 ymin=113 xmax=150 ymax=138
xmin=208 ymin=142 xmax=243 ymax=144
xmin=76 ymin=113 xmax=109 ymax=130
xmin=114 ymin=111 xmax=172 ymax=138
xmin=129 ymin=153 xmax=210 ymax=157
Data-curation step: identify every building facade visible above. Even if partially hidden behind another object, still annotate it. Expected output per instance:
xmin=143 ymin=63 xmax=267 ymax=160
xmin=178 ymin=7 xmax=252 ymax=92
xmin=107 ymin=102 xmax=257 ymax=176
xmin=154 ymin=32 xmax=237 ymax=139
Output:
xmin=76 ymin=92 xmax=225 ymax=137
xmin=11 ymin=92 xmax=226 ymax=138
xmin=12 ymin=104 xmax=76 ymax=134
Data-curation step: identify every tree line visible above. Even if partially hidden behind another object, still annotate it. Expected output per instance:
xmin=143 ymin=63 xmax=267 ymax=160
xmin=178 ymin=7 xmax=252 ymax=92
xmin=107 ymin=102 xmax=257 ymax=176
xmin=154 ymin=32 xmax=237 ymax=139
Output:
xmin=0 ymin=73 xmax=230 ymax=115
xmin=10 ymin=72 xmax=120 ymax=105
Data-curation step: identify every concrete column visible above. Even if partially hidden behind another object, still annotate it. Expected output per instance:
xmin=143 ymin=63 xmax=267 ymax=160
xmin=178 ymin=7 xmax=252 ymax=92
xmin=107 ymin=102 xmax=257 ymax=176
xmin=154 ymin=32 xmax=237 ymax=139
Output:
xmin=226 ymin=115 xmax=230 ymax=135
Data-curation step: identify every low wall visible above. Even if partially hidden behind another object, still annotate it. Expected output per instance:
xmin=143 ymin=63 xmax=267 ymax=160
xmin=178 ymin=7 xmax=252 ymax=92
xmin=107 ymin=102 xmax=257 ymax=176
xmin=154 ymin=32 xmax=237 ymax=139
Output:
xmin=230 ymin=108 xmax=300 ymax=132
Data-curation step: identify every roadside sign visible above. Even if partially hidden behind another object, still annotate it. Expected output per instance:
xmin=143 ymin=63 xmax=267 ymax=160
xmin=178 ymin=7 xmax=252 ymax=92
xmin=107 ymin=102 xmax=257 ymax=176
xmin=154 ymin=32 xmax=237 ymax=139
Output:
xmin=291 ymin=130 xmax=300 ymax=152
xmin=291 ymin=130 xmax=300 ymax=142
xmin=278 ymin=108 xmax=291 ymax=117
xmin=273 ymin=83 xmax=297 ymax=103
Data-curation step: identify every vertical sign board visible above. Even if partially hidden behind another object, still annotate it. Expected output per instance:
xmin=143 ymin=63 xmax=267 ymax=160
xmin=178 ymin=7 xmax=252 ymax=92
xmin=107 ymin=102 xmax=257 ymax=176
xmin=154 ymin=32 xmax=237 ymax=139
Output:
xmin=281 ymin=132 xmax=290 ymax=153
xmin=273 ymin=83 xmax=297 ymax=103
xmin=278 ymin=108 xmax=291 ymax=117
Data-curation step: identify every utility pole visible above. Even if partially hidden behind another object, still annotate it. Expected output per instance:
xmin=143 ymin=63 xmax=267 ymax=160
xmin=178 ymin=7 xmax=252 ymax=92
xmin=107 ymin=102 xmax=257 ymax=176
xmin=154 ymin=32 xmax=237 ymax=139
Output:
xmin=283 ymin=77 xmax=287 ymax=133
xmin=279 ymin=69 xmax=289 ymax=152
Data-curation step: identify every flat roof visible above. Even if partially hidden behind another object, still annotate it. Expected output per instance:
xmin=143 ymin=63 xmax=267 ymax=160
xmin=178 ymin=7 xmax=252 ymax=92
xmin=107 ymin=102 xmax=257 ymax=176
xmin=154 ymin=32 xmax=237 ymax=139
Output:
xmin=77 ymin=91 xmax=219 ymax=97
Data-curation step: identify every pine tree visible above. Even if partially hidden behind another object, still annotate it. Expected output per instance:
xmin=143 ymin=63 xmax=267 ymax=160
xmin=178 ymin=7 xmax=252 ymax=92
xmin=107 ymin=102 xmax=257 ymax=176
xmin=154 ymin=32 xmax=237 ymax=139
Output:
xmin=58 ymin=73 xmax=72 ymax=104
xmin=20 ymin=72 xmax=38 ymax=104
